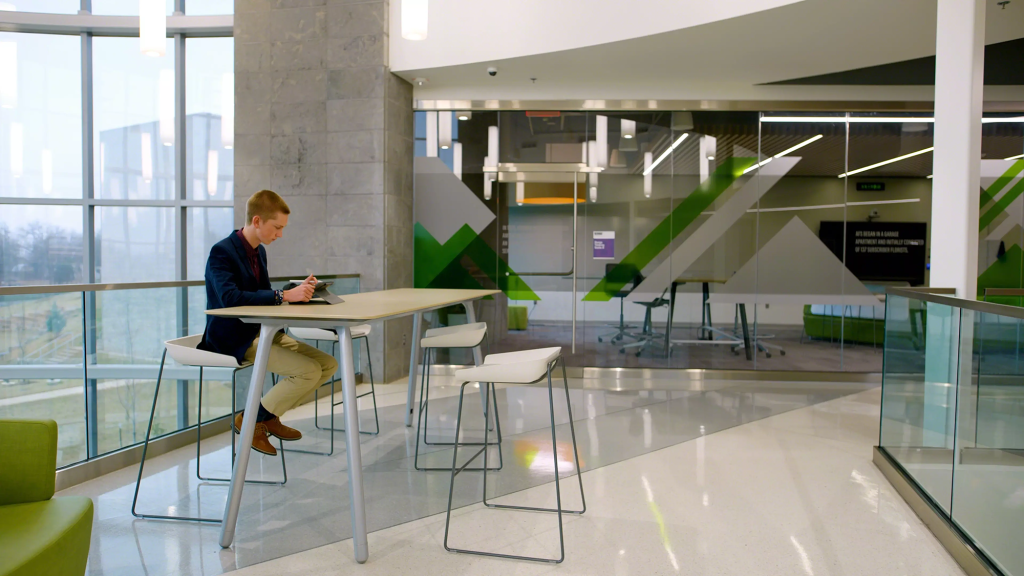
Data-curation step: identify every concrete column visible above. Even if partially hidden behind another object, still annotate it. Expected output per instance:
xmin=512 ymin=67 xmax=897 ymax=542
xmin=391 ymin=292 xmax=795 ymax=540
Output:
xmin=234 ymin=0 xmax=414 ymax=382
xmin=929 ymin=0 xmax=985 ymax=299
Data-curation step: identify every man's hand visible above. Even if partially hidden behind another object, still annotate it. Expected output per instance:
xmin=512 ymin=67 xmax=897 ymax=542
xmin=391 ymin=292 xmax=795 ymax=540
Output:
xmin=284 ymin=283 xmax=314 ymax=302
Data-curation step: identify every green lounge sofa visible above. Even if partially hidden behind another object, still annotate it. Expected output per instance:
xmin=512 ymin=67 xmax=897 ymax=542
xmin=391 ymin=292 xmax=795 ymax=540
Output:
xmin=0 ymin=420 xmax=94 ymax=576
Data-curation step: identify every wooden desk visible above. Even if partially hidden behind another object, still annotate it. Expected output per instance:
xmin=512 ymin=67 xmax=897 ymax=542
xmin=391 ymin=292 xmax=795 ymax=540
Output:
xmin=663 ymin=277 xmax=752 ymax=360
xmin=208 ymin=288 xmax=499 ymax=562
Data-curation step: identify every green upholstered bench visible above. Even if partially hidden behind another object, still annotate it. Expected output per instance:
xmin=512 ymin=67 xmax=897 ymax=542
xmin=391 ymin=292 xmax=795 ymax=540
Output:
xmin=0 ymin=420 xmax=94 ymax=576
xmin=508 ymin=305 xmax=528 ymax=330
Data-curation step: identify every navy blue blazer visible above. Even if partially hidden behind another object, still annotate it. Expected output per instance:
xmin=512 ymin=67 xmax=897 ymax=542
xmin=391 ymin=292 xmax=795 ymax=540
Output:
xmin=199 ymin=231 xmax=277 ymax=363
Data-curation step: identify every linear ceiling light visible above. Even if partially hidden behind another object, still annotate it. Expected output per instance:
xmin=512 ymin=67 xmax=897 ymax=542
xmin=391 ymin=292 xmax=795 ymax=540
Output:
xmin=643 ymin=133 xmax=688 ymax=175
xmin=1006 ymin=153 xmax=1024 ymax=161
xmin=139 ymin=0 xmax=166 ymax=57
xmin=838 ymin=146 xmax=933 ymax=178
xmin=762 ymin=116 xmax=1024 ymax=124
xmin=402 ymin=0 xmax=428 ymax=40
xmin=742 ymin=134 xmax=823 ymax=174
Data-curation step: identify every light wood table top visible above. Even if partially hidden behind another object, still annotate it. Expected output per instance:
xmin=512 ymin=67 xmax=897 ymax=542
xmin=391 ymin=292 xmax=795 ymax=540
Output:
xmin=206 ymin=288 xmax=499 ymax=322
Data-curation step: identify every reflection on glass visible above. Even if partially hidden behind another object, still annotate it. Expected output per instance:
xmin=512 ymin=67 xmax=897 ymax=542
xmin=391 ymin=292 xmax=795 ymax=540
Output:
xmin=0 ymin=205 xmax=84 ymax=286
xmin=186 ymin=207 xmax=233 ymax=279
xmin=93 ymin=37 xmax=175 ymax=200
xmin=186 ymin=37 xmax=234 ymax=200
xmin=95 ymin=207 xmax=175 ymax=282
xmin=90 ymin=288 xmax=176 ymax=455
xmin=0 ymin=292 xmax=86 ymax=466
xmin=0 ymin=1 xmax=80 ymax=13
xmin=186 ymin=0 xmax=233 ymax=15
xmin=879 ymin=294 xmax=962 ymax=513
xmin=0 ymin=32 xmax=82 ymax=199
xmin=951 ymin=311 xmax=1024 ymax=576
xmin=90 ymin=0 xmax=174 ymax=15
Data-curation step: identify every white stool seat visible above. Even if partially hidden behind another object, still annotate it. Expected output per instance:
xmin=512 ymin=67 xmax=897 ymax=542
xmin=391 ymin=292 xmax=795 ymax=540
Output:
xmin=290 ymin=325 xmax=371 ymax=342
xmin=455 ymin=347 xmax=561 ymax=384
xmin=421 ymin=322 xmax=487 ymax=349
xmin=165 ymin=335 xmax=247 ymax=368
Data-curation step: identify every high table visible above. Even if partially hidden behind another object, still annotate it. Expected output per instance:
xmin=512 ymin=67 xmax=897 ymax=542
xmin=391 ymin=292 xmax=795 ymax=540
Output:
xmin=207 ymin=288 xmax=499 ymax=562
xmin=663 ymin=277 xmax=752 ymax=360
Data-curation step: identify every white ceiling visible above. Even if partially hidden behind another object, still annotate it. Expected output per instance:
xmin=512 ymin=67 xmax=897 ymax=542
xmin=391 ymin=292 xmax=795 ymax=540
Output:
xmin=395 ymin=0 xmax=1024 ymax=103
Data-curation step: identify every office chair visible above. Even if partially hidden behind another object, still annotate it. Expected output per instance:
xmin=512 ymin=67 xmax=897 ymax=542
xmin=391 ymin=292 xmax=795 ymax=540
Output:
xmin=598 ymin=263 xmax=643 ymax=345
xmin=620 ymin=287 xmax=670 ymax=357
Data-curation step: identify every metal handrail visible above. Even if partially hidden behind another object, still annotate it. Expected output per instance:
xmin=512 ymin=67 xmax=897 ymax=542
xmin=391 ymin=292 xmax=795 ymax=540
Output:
xmin=983 ymin=288 xmax=1024 ymax=297
xmin=0 ymin=274 xmax=360 ymax=297
xmin=887 ymin=287 xmax=1024 ymax=320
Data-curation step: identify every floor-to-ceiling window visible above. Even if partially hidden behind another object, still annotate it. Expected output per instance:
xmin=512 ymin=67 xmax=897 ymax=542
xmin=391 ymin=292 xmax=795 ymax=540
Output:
xmin=0 ymin=2 xmax=235 ymax=466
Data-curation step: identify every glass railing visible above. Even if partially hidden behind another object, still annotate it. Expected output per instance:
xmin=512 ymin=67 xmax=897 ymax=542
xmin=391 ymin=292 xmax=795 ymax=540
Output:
xmin=0 ymin=275 xmax=359 ymax=468
xmin=880 ymin=287 xmax=1024 ymax=576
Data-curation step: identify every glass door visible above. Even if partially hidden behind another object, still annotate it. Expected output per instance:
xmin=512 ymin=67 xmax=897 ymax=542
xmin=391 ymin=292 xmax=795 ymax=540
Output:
xmin=490 ymin=164 xmax=590 ymax=364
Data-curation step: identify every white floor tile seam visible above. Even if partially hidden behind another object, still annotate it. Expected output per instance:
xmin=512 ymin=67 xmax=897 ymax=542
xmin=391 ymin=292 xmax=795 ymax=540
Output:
xmin=227 ymin=386 xmax=966 ymax=576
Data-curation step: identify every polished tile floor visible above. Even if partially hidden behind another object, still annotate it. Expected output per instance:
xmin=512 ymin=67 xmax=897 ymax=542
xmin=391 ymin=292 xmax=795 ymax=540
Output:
xmin=61 ymin=376 xmax=965 ymax=576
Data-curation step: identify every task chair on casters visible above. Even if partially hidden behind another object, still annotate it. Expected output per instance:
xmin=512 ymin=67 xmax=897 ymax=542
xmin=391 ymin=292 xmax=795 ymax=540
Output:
xmin=620 ymin=287 xmax=670 ymax=357
xmin=132 ymin=335 xmax=286 ymax=524
xmin=598 ymin=263 xmax=643 ymax=345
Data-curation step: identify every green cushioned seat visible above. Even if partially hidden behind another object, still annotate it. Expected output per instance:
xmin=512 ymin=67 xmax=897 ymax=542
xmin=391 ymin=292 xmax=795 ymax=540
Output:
xmin=0 ymin=498 xmax=94 ymax=576
xmin=0 ymin=419 xmax=94 ymax=576
xmin=508 ymin=305 xmax=528 ymax=330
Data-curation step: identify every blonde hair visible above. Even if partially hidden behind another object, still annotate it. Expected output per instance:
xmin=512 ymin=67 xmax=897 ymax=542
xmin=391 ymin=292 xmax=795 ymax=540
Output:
xmin=245 ymin=190 xmax=291 ymax=224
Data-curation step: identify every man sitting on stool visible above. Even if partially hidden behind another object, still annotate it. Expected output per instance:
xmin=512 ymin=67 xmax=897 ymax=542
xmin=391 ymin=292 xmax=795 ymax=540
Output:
xmin=199 ymin=189 xmax=338 ymax=456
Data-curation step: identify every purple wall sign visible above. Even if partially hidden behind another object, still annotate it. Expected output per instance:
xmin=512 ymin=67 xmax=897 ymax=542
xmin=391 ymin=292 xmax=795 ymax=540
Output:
xmin=593 ymin=231 xmax=615 ymax=259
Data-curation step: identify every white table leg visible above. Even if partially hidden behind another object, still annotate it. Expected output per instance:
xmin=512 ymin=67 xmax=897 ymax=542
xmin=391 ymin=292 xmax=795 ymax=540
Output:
xmin=220 ymin=323 xmax=281 ymax=548
xmin=337 ymin=324 xmax=369 ymax=563
xmin=405 ymin=312 xmax=422 ymax=427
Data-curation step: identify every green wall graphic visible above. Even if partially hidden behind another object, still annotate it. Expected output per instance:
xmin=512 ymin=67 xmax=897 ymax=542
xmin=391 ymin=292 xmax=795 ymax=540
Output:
xmin=980 ymin=160 xmax=1024 ymax=230
xmin=415 ymin=223 xmax=540 ymax=300
xmin=978 ymin=159 xmax=1024 ymax=302
xmin=583 ymin=157 xmax=756 ymax=302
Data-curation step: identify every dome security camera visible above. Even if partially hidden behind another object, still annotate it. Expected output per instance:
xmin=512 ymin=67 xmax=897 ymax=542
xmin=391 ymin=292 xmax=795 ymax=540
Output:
xmin=487 ymin=67 xmax=498 ymax=77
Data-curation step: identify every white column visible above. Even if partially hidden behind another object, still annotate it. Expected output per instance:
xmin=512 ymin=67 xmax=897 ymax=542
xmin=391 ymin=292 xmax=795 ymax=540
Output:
xmin=929 ymin=0 xmax=984 ymax=299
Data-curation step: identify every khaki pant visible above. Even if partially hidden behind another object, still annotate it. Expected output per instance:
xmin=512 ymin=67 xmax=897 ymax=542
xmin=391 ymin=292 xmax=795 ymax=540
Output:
xmin=243 ymin=332 xmax=338 ymax=417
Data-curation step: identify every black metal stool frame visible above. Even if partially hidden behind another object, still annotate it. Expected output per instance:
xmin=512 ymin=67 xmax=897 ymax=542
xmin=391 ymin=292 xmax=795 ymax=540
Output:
xmin=443 ymin=356 xmax=586 ymax=563
xmin=132 ymin=350 xmax=287 ymax=524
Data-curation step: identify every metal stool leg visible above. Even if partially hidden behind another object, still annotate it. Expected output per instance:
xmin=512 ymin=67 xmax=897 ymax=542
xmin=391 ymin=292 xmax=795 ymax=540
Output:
xmin=133 ymin=351 xmax=221 ymax=522
xmin=415 ymin=349 xmax=502 ymax=472
xmin=482 ymin=359 xmax=585 ymax=515
xmin=324 ymin=335 xmax=380 ymax=435
xmin=444 ymin=361 xmax=582 ymax=563
xmin=198 ymin=367 xmax=287 ymax=485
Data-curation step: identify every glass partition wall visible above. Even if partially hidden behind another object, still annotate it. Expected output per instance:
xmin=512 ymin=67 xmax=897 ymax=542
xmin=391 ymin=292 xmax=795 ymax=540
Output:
xmin=414 ymin=109 xmax=1021 ymax=373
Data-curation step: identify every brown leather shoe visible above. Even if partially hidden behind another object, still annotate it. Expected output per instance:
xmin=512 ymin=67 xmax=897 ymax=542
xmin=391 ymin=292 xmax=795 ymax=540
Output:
xmin=264 ymin=417 xmax=302 ymax=441
xmin=233 ymin=412 xmax=279 ymax=456
xmin=251 ymin=424 xmax=278 ymax=456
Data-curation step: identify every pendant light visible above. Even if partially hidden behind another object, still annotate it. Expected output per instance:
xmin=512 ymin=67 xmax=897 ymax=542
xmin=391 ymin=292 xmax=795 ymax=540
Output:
xmin=401 ymin=0 xmax=428 ymax=40
xmin=438 ymin=111 xmax=452 ymax=150
xmin=643 ymin=152 xmax=652 ymax=198
xmin=516 ymin=181 xmax=524 ymax=206
xmin=453 ymin=142 xmax=462 ymax=180
xmin=596 ymin=115 xmax=608 ymax=168
xmin=425 ymin=111 xmax=438 ymax=157
xmin=139 ymin=0 xmax=166 ymax=57
xmin=621 ymin=119 xmax=635 ymax=140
